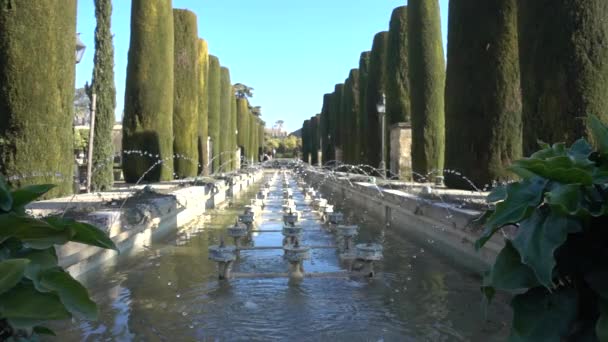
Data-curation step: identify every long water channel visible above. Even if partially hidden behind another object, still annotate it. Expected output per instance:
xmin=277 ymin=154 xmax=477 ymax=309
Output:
xmin=53 ymin=170 xmax=511 ymax=341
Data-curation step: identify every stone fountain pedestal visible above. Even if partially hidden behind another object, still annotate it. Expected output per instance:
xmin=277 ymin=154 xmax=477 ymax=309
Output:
xmin=283 ymin=244 xmax=310 ymax=280
xmin=354 ymin=243 xmax=383 ymax=278
xmin=208 ymin=243 xmax=237 ymax=280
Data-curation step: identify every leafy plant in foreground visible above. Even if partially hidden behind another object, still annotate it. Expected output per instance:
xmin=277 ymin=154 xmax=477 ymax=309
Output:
xmin=0 ymin=176 xmax=117 ymax=340
xmin=478 ymin=115 xmax=608 ymax=341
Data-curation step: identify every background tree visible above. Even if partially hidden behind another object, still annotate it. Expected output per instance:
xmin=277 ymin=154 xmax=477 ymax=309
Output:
xmin=332 ymin=84 xmax=344 ymax=162
xmin=90 ymin=0 xmax=116 ymax=191
xmin=197 ymin=39 xmax=209 ymax=175
xmin=320 ymin=93 xmax=333 ymax=163
xmin=342 ymin=69 xmax=360 ymax=164
xmin=123 ymin=0 xmax=174 ymax=182
xmin=207 ymin=55 xmax=221 ymax=173
xmin=219 ymin=67 xmax=232 ymax=171
xmin=302 ymin=119 xmax=311 ymax=162
xmin=358 ymin=51 xmax=371 ymax=165
xmin=519 ymin=0 xmax=608 ymax=155
xmin=386 ymin=6 xmax=410 ymax=124
xmin=445 ymin=0 xmax=521 ymax=189
xmin=0 ymin=0 xmax=77 ymax=196
xmin=236 ymin=97 xmax=250 ymax=162
xmin=172 ymin=9 xmax=199 ymax=178
xmin=233 ymin=83 xmax=254 ymax=99
xmin=74 ymin=87 xmax=91 ymax=126
xmin=408 ymin=0 xmax=446 ymax=180
xmin=366 ymin=32 xmax=389 ymax=169
xmin=230 ymin=92 xmax=238 ymax=170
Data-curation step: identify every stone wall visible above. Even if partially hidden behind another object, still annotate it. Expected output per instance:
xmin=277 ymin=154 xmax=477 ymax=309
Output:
xmin=390 ymin=123 xmax=412 ymax=180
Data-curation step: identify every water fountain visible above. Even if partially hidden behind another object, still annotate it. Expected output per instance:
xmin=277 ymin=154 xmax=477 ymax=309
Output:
xmin=312 ymin=197 xmax=327 ymax=211
xmin=321 ymin=204 xmax=334 ymax=223
xmin=239 ymin=212 xmax=255 ymax=230
xmin=227 ymin=219 xmax=249 ymax=249
xmin=283 ymin=209 xmax=299 ymax=225
xmin=328 ymin=212 xmax=344 ymax=225
xmin=282 ymin=222 xmax=303 ymax=247
xmin=354 ymin=242 xmax=383 ymax=278
xmin=208 ymin=238 xmax=237 ymax=280
xmin=283 ymin=240 xmax=310 ymax=280
xmin=336 ymin=225 xmax=359 ymax=259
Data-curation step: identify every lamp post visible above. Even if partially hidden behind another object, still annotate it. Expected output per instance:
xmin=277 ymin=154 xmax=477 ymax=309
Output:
xmin=76 ymin=33 xmax=86 ymax=64
xmin=377 ymin=93 xmax=386 ymax=178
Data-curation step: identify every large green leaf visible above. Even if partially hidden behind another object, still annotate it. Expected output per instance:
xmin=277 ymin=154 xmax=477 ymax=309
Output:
xmin=484 ymin=241 xmax=539 ymax=291
xmin=588 ymin=114 xmax=608 ymax=157
xmin=0 ymin=175 xmax=12 ymax=212
xmin=0 ymin=213 xmax=72 ymax=249
xmin=39 ymin=268 xmax=98 ymax=320
xmin=11 ymin=184 xmax=55 ymax=208
xmin=475 ymin=178 xmax=548 ymax=250
xmin=510 ymin=287 xmax=578 ymax=341
xmin=585 ymin=269 xmax=608 ymax=300
xmin=18 ymin=248 xmax=58 ymax=292
xmin=487 ymin=185 xmax=507 ymax=203
xmin=510 ymin=156 xmax=593 ymax=185
xmin=0 ymin=259 xmax=29 ymax=295
xmin=45 ymin=217 xmax=117 ymax=251
xmin=512 ymin=210 xmax=581 ymax=288
xmin=545 ymin=184 xmax=590 ymax=217
xmin=0 ymin=283 xmax=71 ymax=320
xmin=33 ymin=326 xmax=56 ymax=336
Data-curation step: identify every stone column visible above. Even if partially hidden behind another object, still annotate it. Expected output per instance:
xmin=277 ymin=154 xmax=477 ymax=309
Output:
xmin=390 ymin=123 xmax=412 ymax=180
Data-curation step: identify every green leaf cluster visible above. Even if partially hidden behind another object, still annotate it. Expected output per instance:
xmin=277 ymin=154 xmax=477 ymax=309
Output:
xmin=478 ymin=115 xmax=608 ymax=341
xmin=0 ymin=176 xmax=117 ymax=339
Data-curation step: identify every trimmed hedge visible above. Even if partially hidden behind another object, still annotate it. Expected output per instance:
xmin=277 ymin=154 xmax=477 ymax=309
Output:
xmin=197 ymin=39 xmax=209 ymax=175
xmin=408 ymin=0 xmax=445 ymax=180
xmin=342 ymin=69 xmax=360 ymax=164
xmin=207 ymin=55 xmax=221 ymax=173
xmin=320 ymin=93 xmax=333 ymax=163
xmin=332 ymin=84 xmax=344 ymax=162
xmin=123 ymin=0 xmax=174 ymax=182
xmin=365 ymin=32 xmax=388 ymax=169
xmin=172 ymin=9 xmax=199 ymax=178
xmin=230 ymin=92 xmax=238 ymax=170
xmin=0 ymin=0 xmax=78 ymax=196
xmin=219 ymin=67 xmax=232 ymax=172
xmin=445 ymin=0 xmax=521 ymax=189
xmin=236 ymin=98 xmax=250 ymax=164
xmin=386 ymin=6 xmax=410 ymax=124
xmin=358 ymin=51 xmax=371 ymax=165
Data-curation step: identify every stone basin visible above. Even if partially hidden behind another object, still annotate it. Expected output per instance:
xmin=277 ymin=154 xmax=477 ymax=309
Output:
xmin=356 ymin=243 xmax=383 ymax=261
xmin=283 ymin=245 xmax=310 ymax=262
xmin=282 ymin=204 xmax=297 ymax=213
xmin=228 ymin=224 xmax=248 ymax=238
xmin=328 ymin=212 xmax=344 ymax=224
xmin=239 ymin=213 xmax=254 ymax=224
xmin=283 ymin=212 xmax=299 ymax=225
xmin=282 ymin=224 xmax=303 ymax=237
xmin=208 ymin=245 xmax=237 ymax=262
xmin=337 ymin=225 xmax=359 ymax=238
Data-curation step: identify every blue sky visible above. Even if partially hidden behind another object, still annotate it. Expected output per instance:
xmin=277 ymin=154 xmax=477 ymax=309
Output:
xmin=76 ymin=0 xmax=449 ymax=132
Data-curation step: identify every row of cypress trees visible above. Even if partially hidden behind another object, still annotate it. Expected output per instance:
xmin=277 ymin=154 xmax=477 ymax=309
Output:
xmin=302 ymin=0 xmax=608 ymax=190
xmin=122 ymin=1 xmax=264 ymax=183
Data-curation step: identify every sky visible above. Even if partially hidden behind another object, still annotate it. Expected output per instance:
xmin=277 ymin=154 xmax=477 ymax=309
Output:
xmin=76 ymin=0 xmax=449 ymax=133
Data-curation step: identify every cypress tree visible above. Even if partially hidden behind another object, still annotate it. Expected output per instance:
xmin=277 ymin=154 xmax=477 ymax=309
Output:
xmin=197 ymin=39 xmax=209 ymax=175
xmin=252 ymin=117 xmax=259 ymax=162
xmin=0 ymin=0 xmax=77 ymax=196
xmin=91 ymin=0 xmax=116 ymax=191
xmin=230 ymin=92 xmax=238 ymax=170
xmin=248 ymin=113 xmax=256 ymax=163
xmin=302 ymin=120 xmax=311 ymax=162
xmin=219 ymin=67 xmax=232 ymax=172
xmin=519 ymin=0 xmax=608 ymax=155
xmin=445 ymin=0 xmax=521 ymax=189
xmin=366 ymin=32 xmax=388 ymax=169
xmin=342 ymin=69 xmax=360 ymax=164
xmin=123 ymin=0 xmax=174 ymax=182
xmin=358 ymin=51 xmax=371 ymax=165
xmin=172 ymin=9 xmax=198 ymax=178
xmin=310 ymin=115 xmax=319 ymax=165
xmin=207 ymin=55 xmax=221 ymax=173
xmin=236 ymin=98 xmax=250 ymax=164
xmin=258 ymin=121 xmax=265 ymax=158
xmin=386 ymin=6 xmax=410 ymax=124
xmin=320 ymin=93 xmax=333 ymax=163
xmin=332 ymin=84 xmax=344 ymax=163
xmin=408 ymin=0 xmax=445 ymax=180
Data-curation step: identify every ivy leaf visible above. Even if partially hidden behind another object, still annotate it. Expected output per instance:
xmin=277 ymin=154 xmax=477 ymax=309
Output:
xmin=39 ymin=268 xmax=98 ymax=320
xmin=484 ymin=241 xmax=539 ymax=291
xmin=11 ymin=184 xmax=55 ymax=208
xmin=512 ymin=210 xmax=581 ymax=288
xmin=18 ymin=248 xmax=58 ymax=292
xmin=588 ymin=114 xmax=608 ymax=157
xmin=0 ymin=283 xmax=71 ymax=320
xmin=475 ymin=178 xmax=547 ymax=250
xmin=45 ymin=217 xmax=117 ymax=251
xmin=509 ymin=287 xmax=578 ymax=341
xmin=510 ymin=156 xmax=594 ymax=185
xmin=33 ymin=326 xmax=56 ymax=336
xmin=545 ymin=184 xmax=588 ymax=217
xmin=487 ymin=185 xmax=507 ymax=203
xmin=0 ymin=213 xmax=71 ymax=248
xmin=0 ymin=259 xmax=30 ymax=295
xmin=0 ymin=175 xmax=12 ymax=212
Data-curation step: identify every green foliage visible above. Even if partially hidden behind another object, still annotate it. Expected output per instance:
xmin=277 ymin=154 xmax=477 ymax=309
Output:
xmin=365 ymin=32 xmax=388 ymax=168
xmin=74 ymin=129 xmax=90 ymax=152
xmin=342 ymin=69 xmax=360 ymax=164
xmin=123 ymin=0 xmax=174 ymax=182
xmin=519 ymin=0 xmax=608 ymax=156
xmin=91 ymin=0 xmax=117 ymax=191
xmin=444 ymin=0 xmax=521 ymax=190
xmin=310 ymin=115 xmax=320 ymax=165
xmin=408 ymin=0 xmax=445 ymax=179
xmin=236 ymin=98 xmax=250 ymax=164
xmin=247 ymin=114 xmax=256 ymax=163
xmin=207 ymin=55 xmax=221 ymax=173
xmin=358 ymin=51 xmax=371 ymax=164
xmin=219 ymin=67 xmax=233 ymax=172
xmin=301 ymin=120 xmax=311 ymax=162
xmin=386 ymin=6 xmax=410 ymax=124
xmin=230 ymin=93 xmax=238 ymax=170
xmin=0 ymin=176 xmax=117 ymax=339
xmin=172 ymin=9 xmax=199 ymax=178
xmin=478 ymin=115 xmax=608 ymax=341
xmin=197 ymin=39 xmax=209 ymax=176
xmin=320 ymin=93 xmax=333 ymax=162
xmin=0 ymin=0 xmax=77 ymax=197
xmin=332 ymin=84 xmax=344 ymax=160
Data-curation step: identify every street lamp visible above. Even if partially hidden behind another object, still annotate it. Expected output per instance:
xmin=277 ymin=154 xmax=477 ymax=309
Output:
xmin=75 ymin=33 xmax=86 ymax=64
xmin=376 ymin=93 xmax=386 ymax=178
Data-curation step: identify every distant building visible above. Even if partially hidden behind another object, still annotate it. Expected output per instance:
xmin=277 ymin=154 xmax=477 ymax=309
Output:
xmin=265 ymin=127 xmax=288 ymax=138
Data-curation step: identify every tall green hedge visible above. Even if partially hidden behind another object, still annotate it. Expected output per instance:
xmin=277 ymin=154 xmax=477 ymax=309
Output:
xmin=386 ymin=6 xmax=410 ymax=124
xmin=342 ymin=69 xmax=360 ymax=164
xmin=197 ymin=39 xmax=209 ymax=176
xmin=358 ymin=51 xmax=371 ymax=165
xmin=172 ymin=9 xmax=198 ymax=178
xmin=230 ymin=92 xmax=238 ymax=170
xmin=252 ymin=117 xmax=259 ymax=162
xmin=366 ymin=32 xmax=388 ymax=169
xmin=408 ymin=0 xmax=445 ymax=180
xmin=310 ymin=115 xmax=320 ymax=165
xmin=302 ymin=119 xmax=311 ymax=163
xmin=445 ymin=0 xmax=521 ymax=189
xmin=219 ymin=67 xmax=232 ymax=172
xmin=123 ymin=0 xmax=174 ymax=182
xmin=207 ymin=55 xmax=221 ymax=173
xmin=330 ymin=83 xmax=344 ymax=162
xmin=91 ymin=0 xmax=116 ymax=191
xmin=248 ymin=113 xmax=256 ymax=163
xmin=236 ymin=98 xmax=250 ymax=164
xmin=320 ymin=93 xmax=332 ymax=163
xmin=0 ymin=0 xmax=77 ymax=196
xmin=519 ymin=0 xmax=608 ymax=155
xmin=258 ymin=120 xmax=265 ymax=159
